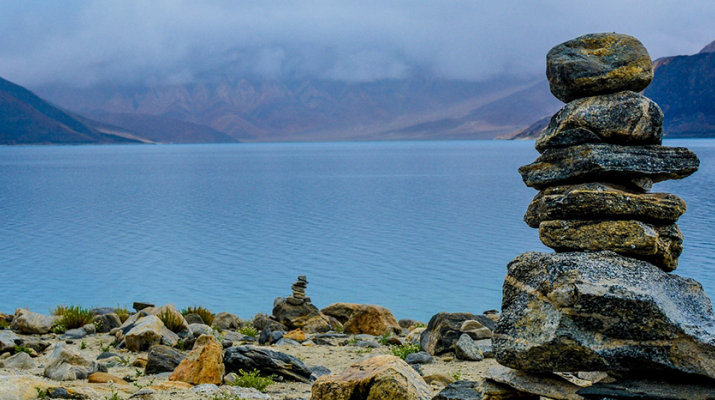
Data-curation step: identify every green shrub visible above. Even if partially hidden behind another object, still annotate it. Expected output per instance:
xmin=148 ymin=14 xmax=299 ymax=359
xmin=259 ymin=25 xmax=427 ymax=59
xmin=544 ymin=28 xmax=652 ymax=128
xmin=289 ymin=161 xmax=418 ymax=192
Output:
xmin=53 ymin=305 xmax=93 ymax=330
xmin=181 ymin=305 xmax=215 ymax=326
xmin=378 ymin=333 xmax=392 ymax=345
xmin=14 ymin=345 xmax=32 ymax=355
xmin=389 ymin=343 xmax=422 ymax=360
xmin=227 ymin=369 xmax=275 ymax=393
xmin=0 ymin=319 xmax=8 ymax=329
xmin=239 ymin=325 xmax=258 ymax=337
xmin=158 ymin=309 xmax=184 ymax=333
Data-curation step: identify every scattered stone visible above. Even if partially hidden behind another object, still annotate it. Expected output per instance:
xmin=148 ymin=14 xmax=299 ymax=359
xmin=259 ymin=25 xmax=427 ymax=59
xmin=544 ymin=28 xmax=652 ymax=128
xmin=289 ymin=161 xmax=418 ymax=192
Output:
xmin=321 ymin=303 xmax=362 ymax=324
xmin=524 ymin=183 xmax=687 ymax=228
xmin=125 ymin=315 xmax=172 ymax=352
xmin=170 ymin=334 xmax=225 ymax=385
xmin=211 ymin=312 xmax=242 ymax=331
xmin=148 ymin=380 xmax=193 ymax=390
xmin=221 ymin=385 xmax=271 ymax=399
xmin=420 ymin=312 xmax=494 ymax=356
xmin=433 ymin=380 xmax=481 ymax=400
xmin=61 ymin=328 xmax=87 ymax=340
xmin=0 ymin=351 xmax=36 ymax=369
xmin=145 ymin=345 xmax=185 ymax=375
xmin=133 ymin=302 xmax=154 ymax=312
xmin=284 ymin=329 xmax=306 ymax=342
xmin=519 ymin=144 xmax=700 ymax=190
xmin=44 ymin=343 xmax=104 ymax=381
xmin=224 ymin=345 xmax=313 ymax=383
xmin=252 ymin=313 xmax=288 ymax=332
xmin=310 ymin=355 xmax=431 ymax=400
xmin=87 ymin=372 xmax=128 ymax=385
xmin=189 ymin=323 xmax=213 ymax=338
xmin=0 ymin=330 xmax=19 ymax=354
xmin=342 ymin=304 xmax=401 ymax=336
xmin=89 ymin=307 xmax=115 ymax=316
xmin=398 ymin=319 xmax=423 ymax=330
xmin=404 ymin=351 xmax=433 ymax=365
xmin=355 ymin=340 xmax=380 ymax=348
xmin=484 ymin=365 xmax=585 ymax=400
xmin=275 ymin=338 xmax=301 ymax=346
xmin=273 ymin=299 xmax=332 ymax=333
xmin=539 ymin=220 xmax=683 ymax=271
xmin=191 ymin=383 xmax=219 ymax=393
xmin=309 ymin=365 xmax=332 ymax=378
xmin=460 ymin=320 xmax=493 ymax=340
xmin=405 ymin=327 xmax=425 ymax=345
xmin=474 ymin=339 xmax=494 ymax=358
xmin=494 ymin=251 xmax=715 ymax=379
xmin=132 ymin=356 xmax=148 ymax=368
xmin=536 ymin=91 xmax=663 ymax=152
xmin=454 ymin=334 xmax=484 ymax=362
xmin=423 ymin=372 xmax=455 ymax=387
xmin=10 ymin=309 xmax=54 ymax=334
xmin=546 ymin=33 xmax=653 ymax=103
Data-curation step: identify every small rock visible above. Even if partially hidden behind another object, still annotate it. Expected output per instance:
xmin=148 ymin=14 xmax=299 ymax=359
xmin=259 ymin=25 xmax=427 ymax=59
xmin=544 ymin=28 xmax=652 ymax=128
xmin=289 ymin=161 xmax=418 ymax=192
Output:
xmin=454 ymin=334 xmax=484 ymax=362
xmin=224 ymin=345 xmax=313 ymax=383
xmin=93 ymin=313 xmax=121 ymax=333
xmin=184 ymin=313 xmax=205 ymax=325
xmin=191 ymin=383 xmax=219 ymax=393
xmin=355 ymin=340 xmax=380 ymax=348
xmin=284 ymin=329 xmax=306 ymax=341
xmin=342 ymin=304 xmax=401 ymax=336
xmin=223 ymin=372 xmax=239 ymax=384
xmin=275 ymin=338 xmax=301 ymax=346
xmin=125 ymin=315 xmax=177 ymax=352
xmin=0 ymin=330 xmax=20 ymax=354
xmin=221 ymin=386 xmax=271 ymax=399
xmin=146 ymin=345 xmax=185 ymax=374
xmin=423 ymin=372 xmax=455 ymax=386
xmin=459 ymin=320 xmax=493 ymax=340
xmin=404 ymin=351 xmax=433 ymax=365
xmin=433 ymin=380 xmax=481 ymax=400
xmin=61 ymin=328 xmax=87 ymax=340
xmin=44 ymin=343 xmax=103 ymax=381
xmin=133 ymin=302 xmax=155 ymax=312
xmin=1 ymin=351 xmax=36 ymax=369
xmin=88 ymin=372 xmax=128 ymax=385
xmin=474 ymin=339 xmax=493 ymax=358
xmin=211 ymin=312 xmax=242 ymax=331
xmin=398 ymin=319 xmax=424 ymax=330
xmin=420 ymin=312 xmax=494 ymax=356
xmin=309 ymin=365 xmax=332 ymax=377
xmin=132 ymin=356 xmax=148 ymax=368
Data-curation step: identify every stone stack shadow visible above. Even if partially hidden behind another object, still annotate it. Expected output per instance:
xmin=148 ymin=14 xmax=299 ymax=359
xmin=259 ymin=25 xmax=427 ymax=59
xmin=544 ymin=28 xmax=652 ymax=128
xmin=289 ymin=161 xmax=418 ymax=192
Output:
xmin=487 ymin=33 xmax=715 ymax=399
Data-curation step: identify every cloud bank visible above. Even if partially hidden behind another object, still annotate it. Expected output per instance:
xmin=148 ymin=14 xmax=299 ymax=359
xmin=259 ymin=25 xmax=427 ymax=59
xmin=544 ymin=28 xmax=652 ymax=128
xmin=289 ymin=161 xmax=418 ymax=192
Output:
xmin=1 ymin=0 xmax=714 ymax=87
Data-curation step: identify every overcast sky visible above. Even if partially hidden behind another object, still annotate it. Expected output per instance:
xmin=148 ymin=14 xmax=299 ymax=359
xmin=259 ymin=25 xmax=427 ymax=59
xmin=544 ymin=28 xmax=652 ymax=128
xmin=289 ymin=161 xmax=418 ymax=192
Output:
xmin=2 ymin=1 xmax=714 ymax=88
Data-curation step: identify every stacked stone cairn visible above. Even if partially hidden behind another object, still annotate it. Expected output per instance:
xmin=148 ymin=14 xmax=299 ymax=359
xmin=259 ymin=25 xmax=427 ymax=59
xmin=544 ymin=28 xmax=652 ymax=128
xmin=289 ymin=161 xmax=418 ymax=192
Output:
xmin=487 ymin=33 xmax=715 ymax=399
xmin=288 ymin=275 xmax=310 ymax=305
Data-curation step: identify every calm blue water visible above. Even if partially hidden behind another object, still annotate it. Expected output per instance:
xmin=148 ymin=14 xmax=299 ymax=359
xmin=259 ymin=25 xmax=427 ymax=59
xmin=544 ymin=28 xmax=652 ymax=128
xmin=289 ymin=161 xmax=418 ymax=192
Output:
xmin=0 ymin=140 xmax=713 ymax=322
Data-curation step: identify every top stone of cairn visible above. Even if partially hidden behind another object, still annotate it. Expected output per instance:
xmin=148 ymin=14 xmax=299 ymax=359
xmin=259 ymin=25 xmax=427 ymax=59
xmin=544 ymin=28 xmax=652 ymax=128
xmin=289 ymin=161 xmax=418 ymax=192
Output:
xmin=547 ymin=33 xmax=654 ymax=103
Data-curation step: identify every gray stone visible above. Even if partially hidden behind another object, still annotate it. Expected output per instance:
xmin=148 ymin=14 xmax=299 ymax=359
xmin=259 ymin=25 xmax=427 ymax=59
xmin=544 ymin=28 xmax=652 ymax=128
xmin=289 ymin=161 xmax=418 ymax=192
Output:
xmin=184 ymin=313 xmax=205 ymax=325
xmin=0 ymin=330 xmax=19 ymax=354
xmin=89 ymin=307 xmax=116 ymax=316
xmin=211 ymin=312 xmax=242 ymax=331
xmin=0 ymin=352 xmax=36 ymax=369
xmin=433 ymin=380 xmax=481 ymax=400
xmin=577 ymin=376 xmax=715 ymax=400
xmin=524 ymin=183 xmax=687 ymax=229
xmin=224 ymin=345 xmax=314 ymax=383
xmin=133 ymin=302 xmax=154 ymax=312
xmin=404 ymin=351 xmax=433 ymax=365
xmin=474 ymin=339 xmax=494 ymax=358
xmin=10 ymin=309 xmax=54 ymax=334
xmin=44 ymin=343 xmax=103 ymax=381
xmin=355 ymin=340 xmax=380 ymax=348
xmin=191 ymin=383 xmax=219 ymax=393
xmin=536 ymin=91 xmax=663 ymax=152
xmin=189 ymin=323 xmax=213 ymax=338
xmin=252 ymin=314 xmax=288 ymax=332
xmin=220 ymin=386 xmax=271 ymax=399
xmin=60 ymin=328 xmax=87 ymax=340
xmin=398 ymin=319 xmax=424 ymax=329
xmin=145 ymin=344 xmax=185 ymax=375
xmin=81 ymin=323 xmax=96 ymax=335
xmin=518 ymin=144 xmax=700 ymax=190
xmin=484 ymin=365 xmax=586 ymax=400
xmin=494 ymin=251 xmax=715 ymax=379
xmin=275 ymin=338 xmax=300 ymax=346
xmin=125 ymin=315 xmax=177 ymax=352
xmin=460 ymin=320 xmax=493 ymax=340
xmin=454 ymin=334 xmax=484 ymax=362
xmin=309 ymin=365 xmax=332 ymax=377
xmin=547 ymin=33 xmax=653 ymax=103
xmin=420 ymin=312 xmax=494 ymax=356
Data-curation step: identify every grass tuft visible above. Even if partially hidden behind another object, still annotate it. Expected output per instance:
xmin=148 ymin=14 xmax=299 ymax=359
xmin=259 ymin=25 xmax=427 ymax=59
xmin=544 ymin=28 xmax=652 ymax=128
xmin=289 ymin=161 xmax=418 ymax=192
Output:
xmin=158 ymin=309 xmax=184 ymax=333
xmin=114 ymin=305 xmax=130 ymax=323
xmin=181 ymin=305 xmax=215 ymax=326
xmin=239 ymin=325 xmax=258 ymax=337
xmin=389 ymin=343 xmax=422 ymax=360
xmin=227 ymin=369 xmax=275 ymax=392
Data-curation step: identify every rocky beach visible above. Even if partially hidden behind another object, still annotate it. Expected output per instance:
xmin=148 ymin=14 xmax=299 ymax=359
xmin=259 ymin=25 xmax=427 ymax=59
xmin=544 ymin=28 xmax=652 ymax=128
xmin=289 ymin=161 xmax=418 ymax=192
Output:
xmin=3 ymin=32 xmax=715 ymax=400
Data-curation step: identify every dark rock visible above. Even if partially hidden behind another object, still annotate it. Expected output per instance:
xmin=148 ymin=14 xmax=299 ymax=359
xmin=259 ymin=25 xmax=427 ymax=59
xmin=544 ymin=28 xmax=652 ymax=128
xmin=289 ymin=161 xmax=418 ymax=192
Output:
xmin=46 ymin=387 xmax=82 ymax=399
xmin=454 ymin=334 xmax=484 ymax=362
xmin=133 ymin=302 xmax=155 ymax=312
xmin=474 ymin=339 xmax=494 ymax=358
xmin=494 ymin=251 xmax=715 ymax=380
xmin=258 ymin=326 xmax=271 ymax=345
xmin=0 ymin=330 xmax=19 ymax=354
xmin=536 ymin=91 xmax=663 ymax=152
xmin=519 ymin=144 xmax=700 ymax=190
xmin=96 ymin=352 xmax=121 ymax=360
xmin=89 ymin=307 xmax=116 ymax=316
xmin=524 ymin=183 xmax=687 ymax=228
xmin=398 ymin=319 xmax=424 ymax=329
xmin=275 ymin=338 xmax=300 ymax=346
xmin=577 ymin=376 xmax=715 ymax=399
xmin=211 ymin=312 xmax=242 ymax=331
xmin=355 ymin=340 xmax=380 ymax=348
xmin=61 ymin=328 xmax=87 ymax=340
xmin=404 ymin=351 xmax=433 ymax=365
xmin=309 ymin=365 xmax=332 ymax=378
xmin=224 ymin=345 xmax=314 ymax=383
xmin=272 ymin=297 xmax=331 ymax=333
xmin=145 ymin=345 xmax=185 ymax=375
xmin=184 ymin=313 xmax=205 ymax=325
xmin=270 ymin=331 xmax=284 ymax=344
xmin=433 ymin=380 xmax=481 ymax=400
xmin=252 ymin=314 xmax=288 ymax=332
xmin=420 ymin=312 xmax=494 ymax=356
xmin=547 ymin=33 xmax=653 ymax=103
xmin=484 ymin=365 xmax=586 ymax=400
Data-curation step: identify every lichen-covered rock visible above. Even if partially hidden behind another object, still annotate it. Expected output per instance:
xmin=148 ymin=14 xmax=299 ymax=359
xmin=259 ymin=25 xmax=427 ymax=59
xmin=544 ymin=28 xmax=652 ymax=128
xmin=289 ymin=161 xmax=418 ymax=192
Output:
xmin=224 ymin=345 xmax=313 ymax=383
xmin=539 ymin=220 xmax=683 ymax=271
xmin=454 ymin=334 xmax=484 ymax=362
xmin=420 ymin=312 xmax=495 ymax=356
xmin=44 ymin=344 xmax=104 ymax=381
xmin=170 ymin=334 xmax=224 ymax=385
xmin=577 ymin=376 xmax=715 ymax=400
xmin=10 ymin=309 xmax=54 ymax=334
xmin=145 ymin=344 xmax=185 ymax=375
xmin=321 ymin=303 xmax=362 ymax=324
xmin=310 ymin=355 xmax=431 ymax=400
xmin=547 ymin=33 xmax=653 ymax=103
xmin=524 ymin=183 xmax=686 ymax=228
xmin=536 ymin=91 xmax=663 ymax=152
xmin=343 ymin=304 xmax=401 ymax=336
xmin=484 ymin=365 xmax=585 ymax=400
xmin=519 ymin=144 xmax=699 ymax=190
xmin=494 ymin=251 xmax=715 ymax=379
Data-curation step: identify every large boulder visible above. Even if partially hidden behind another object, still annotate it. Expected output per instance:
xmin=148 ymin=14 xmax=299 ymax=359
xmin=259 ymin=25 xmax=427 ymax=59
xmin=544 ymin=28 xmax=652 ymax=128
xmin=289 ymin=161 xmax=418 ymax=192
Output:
xmin=212 ymin=312 xmax=242 ymax=331
xmin=483 ymin=365 xmax=585 ymax=400
xmin=10 ymin=309 xmax=54 ymax=334
xmin=343 ymin=304 xmax=401 ymax=336
xmin=546 ymin=33 xmax=653 ymax=103
xmin=224 ymin=345 xmax=313 ymax=383
xmin=518 ymin=144 xmax=699 ymax=190
xmin=145 ymin=344 xmax=185 ymax=375
xmin=494 ymin=251 xmax=715 ymax=380
xmin=310 ymin=355 xmax=431 ymax=400
xmin=539 ymin=220 xmax=683 ymax=271
xmin=321 ymin=303 xmax=362 ymax=324
xmin=420 ymin=312 xmax=495 ymax=356
xmin=536 ymin=91 xmax=663 ymax=152
xmin=170 ymin=334 xmax=224 ymax=385
xmin=44 ymin=344 xmax=104 ymax=381
xmin=272 ymin=298 xmax=332 ymax=333
xmin=577 ymin=376 xmax=715 ymax=400
xmin=524 ymin=183 xmax=686 ymax=228
xmin=125 ymin=315 xmax=178 ymax=352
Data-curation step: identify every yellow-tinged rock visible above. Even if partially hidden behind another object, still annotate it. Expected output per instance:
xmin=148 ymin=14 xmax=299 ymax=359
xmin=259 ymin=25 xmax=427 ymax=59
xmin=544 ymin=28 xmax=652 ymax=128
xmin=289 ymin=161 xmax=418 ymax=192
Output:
xmin=284 ymin=329 xmax=306 ymax=341
xmin=149 ymin=381 xmax=194 ymax=390
xmin=169 ymin=334 xmax=224 ymax=385
xmin=88 ymin=372 xmax=129 ymax=385
xmin=132 ymin=356 xmax=148 ymax=368
xmin=310 ymin=355 xmax=431 ymax=400
xmin=342 ymin=304 xmax=401 ymax=336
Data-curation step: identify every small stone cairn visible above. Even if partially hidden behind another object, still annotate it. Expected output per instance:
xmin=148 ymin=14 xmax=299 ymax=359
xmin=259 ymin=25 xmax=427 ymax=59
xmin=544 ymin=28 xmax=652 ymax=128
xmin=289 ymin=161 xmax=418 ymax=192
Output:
xmin=287 ymin=275 xmax=310 ymax=305
xmin=488 ymin=33 xmax=715 ymax=399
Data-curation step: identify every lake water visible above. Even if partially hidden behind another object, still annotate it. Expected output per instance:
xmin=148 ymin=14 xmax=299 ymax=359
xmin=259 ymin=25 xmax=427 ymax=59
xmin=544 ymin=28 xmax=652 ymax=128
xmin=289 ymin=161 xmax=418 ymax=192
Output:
xmin=1 ymin=140 xmax=713 ymax=322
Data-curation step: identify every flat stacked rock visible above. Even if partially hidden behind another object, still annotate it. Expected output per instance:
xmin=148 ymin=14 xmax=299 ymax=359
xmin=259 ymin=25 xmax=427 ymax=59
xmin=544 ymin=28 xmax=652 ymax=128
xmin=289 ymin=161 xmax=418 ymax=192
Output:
xmin=490 ymin=33 xmax=715 ymax=399
xmin=288 ymin=275 xmax=310 ymax=305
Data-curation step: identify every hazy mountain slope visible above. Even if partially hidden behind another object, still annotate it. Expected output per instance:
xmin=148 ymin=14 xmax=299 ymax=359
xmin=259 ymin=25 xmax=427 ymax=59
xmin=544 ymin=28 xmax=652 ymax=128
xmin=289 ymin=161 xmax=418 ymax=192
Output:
xmin=495 ymin=115 xmax=550 ymax=140
xmin=0 ymin=76 xmax=143 ymax=145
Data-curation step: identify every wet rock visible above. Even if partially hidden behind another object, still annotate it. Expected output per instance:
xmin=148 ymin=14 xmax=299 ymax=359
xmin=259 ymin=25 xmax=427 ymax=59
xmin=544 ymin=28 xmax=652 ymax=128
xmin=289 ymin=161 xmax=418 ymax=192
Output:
xmin=170 ymin=334 xmax=225 ymax=385
xmin=224 ymin=345 xmax=313 ymax=383
xmin=454 ymin=334 xmax=484 ymax=362
xmin=0 ymin=351 xmax=36 ymax=369
xmin=494 ymin=251 xmax=715 ymax=379
xmin=420 ymin=312 xmax=494 ymax=356
xmin=404 ymin=351 xmax=433 ymax=365
xmin=484 ymin=365 xmax=586 ymax=400
xmin=539 ymin=220 xmax=683 ymax=271
xmin=310 ymin=355 xmax=431 ymax=400
xmin=547 ymin=33 xmax=653 ymax=103
xmin=536 ymin=91 xmax=663 ymax=152
xmin=211 ymin=312 xmax=242 ymax=331
xmin=343 ymin=304 xmax=401 ymax=336
xmin=145 ymin=345 xmax=185 ymax=375
xmin=433 ymin=380 xmax=481 ymax=400
xmin=10 ymin=309 xmax=54 ymax=334
xmin=44 ymin=343 xmax=103 ymax=381
xmin=524 ymin=183 xmax=687 ymax=228
xmin=518 ymin=144 xmax=699 ymax=190
xmin=577 ymin=376 xmax=715 ymax=400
